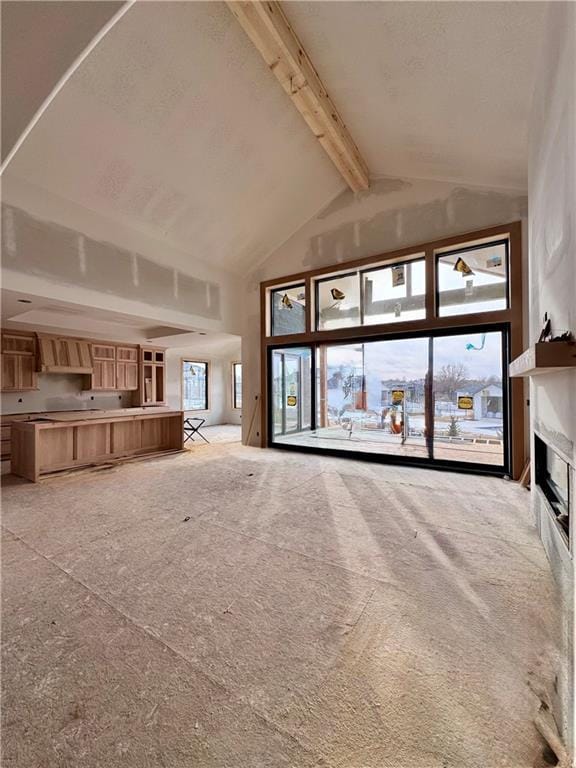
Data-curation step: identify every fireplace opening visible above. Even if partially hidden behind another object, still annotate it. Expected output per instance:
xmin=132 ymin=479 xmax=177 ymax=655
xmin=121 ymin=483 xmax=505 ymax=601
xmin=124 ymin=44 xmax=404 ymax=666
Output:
xmin=534 ymin=434 xmax=571 ymax=543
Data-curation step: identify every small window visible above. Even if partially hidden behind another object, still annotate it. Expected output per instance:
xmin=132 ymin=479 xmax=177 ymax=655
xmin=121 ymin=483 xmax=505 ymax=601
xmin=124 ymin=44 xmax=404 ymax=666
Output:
xmin=437 ymin=241 xmax=508 ymax=317
xmin=182 ymin=360 xmax=208 ymax=410
xmin=271 ymin=285 xmax=306 ymax=336
xmin=363 ymin=258 xmax=426 ymax=325
xmin=233 ymin=362 xmax=242 ymax=409
xmin=316 ymin=272 xmax=360 ymax=331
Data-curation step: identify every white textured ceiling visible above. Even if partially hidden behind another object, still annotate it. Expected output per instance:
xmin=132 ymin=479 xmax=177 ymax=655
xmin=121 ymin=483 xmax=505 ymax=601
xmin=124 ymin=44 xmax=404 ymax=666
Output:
xmin=2 ymin=1 xmax=343 ymax=274
xmin=0 ymin=0 xmax=122 ymax=161
xmin=2 ymin=1 xmax=546 ymax=277
xmin=287 ymin=1 xmax=547 ymax=190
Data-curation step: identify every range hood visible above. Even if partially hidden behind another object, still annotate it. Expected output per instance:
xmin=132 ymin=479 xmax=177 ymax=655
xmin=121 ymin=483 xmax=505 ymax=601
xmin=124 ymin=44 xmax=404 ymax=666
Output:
xmin=37 ymin=334 xmax=93 ymax=374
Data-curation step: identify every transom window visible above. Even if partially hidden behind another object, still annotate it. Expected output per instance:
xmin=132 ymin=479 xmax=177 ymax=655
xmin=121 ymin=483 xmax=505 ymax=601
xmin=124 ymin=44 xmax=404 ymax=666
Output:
xmin=436 ymin=240 xmax=508 ymax=317
xmin=271 ymin=284 xmax=306 ymax=336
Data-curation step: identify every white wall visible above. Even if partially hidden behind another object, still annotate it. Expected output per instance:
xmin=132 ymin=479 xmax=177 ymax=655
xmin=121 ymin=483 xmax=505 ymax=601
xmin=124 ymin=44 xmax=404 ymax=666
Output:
xmin=528 ymin=2 xmax=575 ymax=755
xmin=166 ymin=346 xmax=242 ymax=427
xmin=242 ymin=175 xmax=527 ymax=445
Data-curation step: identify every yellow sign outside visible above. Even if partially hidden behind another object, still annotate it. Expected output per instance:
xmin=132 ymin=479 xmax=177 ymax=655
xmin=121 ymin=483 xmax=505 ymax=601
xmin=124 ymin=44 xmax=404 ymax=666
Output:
xmin=458 ymin=395 xmax=473 ymax=410
xmin=391 ymin=389 xmax=404 ymax=405
xmin=287 ymin=395 xmax=297 ymax=407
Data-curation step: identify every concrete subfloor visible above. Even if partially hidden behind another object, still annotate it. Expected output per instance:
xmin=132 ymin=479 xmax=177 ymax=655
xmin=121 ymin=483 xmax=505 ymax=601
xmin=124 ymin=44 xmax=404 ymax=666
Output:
xmin=1 ymin=443 xmax=561 ymax=767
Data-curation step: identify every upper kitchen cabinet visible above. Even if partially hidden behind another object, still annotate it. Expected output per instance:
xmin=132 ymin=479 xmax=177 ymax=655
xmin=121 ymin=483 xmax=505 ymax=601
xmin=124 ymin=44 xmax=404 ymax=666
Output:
xmin=0 ymin=331 xmax=38 ymax=392
xmin=139 ymin=346 xmax=166 ymax=405
xmin=85 ymin=343 xmax=139 ymax=391
xmin=116 ymin=346 xmax=139 ymax=391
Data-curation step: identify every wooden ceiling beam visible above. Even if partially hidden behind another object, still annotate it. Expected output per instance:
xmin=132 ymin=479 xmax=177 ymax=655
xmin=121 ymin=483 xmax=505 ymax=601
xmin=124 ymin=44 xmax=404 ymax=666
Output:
xmin=226 ymin=1 xmax=370 ymax=192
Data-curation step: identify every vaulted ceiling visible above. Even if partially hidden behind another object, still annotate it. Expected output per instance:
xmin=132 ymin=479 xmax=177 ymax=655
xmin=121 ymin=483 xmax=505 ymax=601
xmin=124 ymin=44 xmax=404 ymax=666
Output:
xmin=1 ymin=1 xmax=547 ymax=277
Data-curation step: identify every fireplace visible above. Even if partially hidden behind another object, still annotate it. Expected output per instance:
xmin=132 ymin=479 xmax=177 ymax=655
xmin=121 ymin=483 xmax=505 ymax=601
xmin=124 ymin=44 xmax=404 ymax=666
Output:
xmin=534 ymin=434 xmax=571 ymax=544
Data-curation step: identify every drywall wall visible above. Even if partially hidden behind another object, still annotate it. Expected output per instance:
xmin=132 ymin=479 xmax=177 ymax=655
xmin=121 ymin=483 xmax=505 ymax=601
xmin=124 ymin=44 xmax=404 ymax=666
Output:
xmin=1 ymin=374 xmax=133 ymax=416
xmin=166 ymin=346 xmax=242 ymax=426
xmin=242 ymin=176 xmax=528 ymax=446
xmin=1 ymin=175 xmax=245 ymax=336
xmin=528 ymin=2 xmax=575 ymax=756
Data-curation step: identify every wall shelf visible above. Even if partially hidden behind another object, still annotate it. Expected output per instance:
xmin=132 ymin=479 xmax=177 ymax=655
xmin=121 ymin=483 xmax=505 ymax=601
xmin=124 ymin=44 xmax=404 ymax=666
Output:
xmin=510 ymin=341 xmax=576 ymax=377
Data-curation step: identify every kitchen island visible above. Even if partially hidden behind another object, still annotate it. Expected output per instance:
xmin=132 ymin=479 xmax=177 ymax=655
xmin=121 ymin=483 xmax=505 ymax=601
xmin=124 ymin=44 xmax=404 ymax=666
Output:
xmin=11 ymin=409 xmax=184 ymax=482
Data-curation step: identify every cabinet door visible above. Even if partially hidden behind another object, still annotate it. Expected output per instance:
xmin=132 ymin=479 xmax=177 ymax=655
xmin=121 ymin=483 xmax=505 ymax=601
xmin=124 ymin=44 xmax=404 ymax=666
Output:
xmin=125 ymin=362 xmax=139 ymax=390
xmin=1 ymin=354 xmax=38 ymax=391
xmin=93 ymin=360 xmax=116 ymax=390
xmin=92 ymin=344 xmax=116 ymax=361
xmin=117 ymin=346 xmax=138 ymax=363
xmin=116 ymin=362 xmax=127 ymax=391
xmin=116 ymin=361 xmax=139 ymax=391
xmin=2 ymin=333 xmax=35 ymax=355
xmin=1 ymin=354 xmax=18 ymax=390
xmin=19 ymin=356 xmax=37 ymax=390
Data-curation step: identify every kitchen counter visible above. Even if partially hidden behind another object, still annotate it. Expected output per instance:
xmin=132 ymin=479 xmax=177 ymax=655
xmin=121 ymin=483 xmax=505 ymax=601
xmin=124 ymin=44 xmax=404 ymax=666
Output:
xmin=31 ymin=407 xmax=175 ymax=422
xmin=1 ymin=408 xmax=174 ymax=465
xmin=11 ymin=410 xmax=184 ymax=482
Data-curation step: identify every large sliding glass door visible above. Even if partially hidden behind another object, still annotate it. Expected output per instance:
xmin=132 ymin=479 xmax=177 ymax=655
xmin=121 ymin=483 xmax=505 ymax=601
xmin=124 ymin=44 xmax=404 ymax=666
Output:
xmin=270 ymin=328 xmax=509 ymax=472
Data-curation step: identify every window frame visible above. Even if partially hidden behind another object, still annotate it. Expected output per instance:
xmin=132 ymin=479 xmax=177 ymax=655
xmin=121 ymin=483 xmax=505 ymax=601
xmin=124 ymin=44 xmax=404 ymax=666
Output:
xmin=181 ymin=359 xmax=209 ymax=412
xmin=314 ymin=269 xmax=361 ymax=332
xmin=270 ymin=283 xmax=306 ymax=337
xmin=360 ymin=254 xmax=427 ymax=327
xmin=267 ymin=322 xmax=511 ymax=476
xmin=434 ymin=238 xmax=510 ymax=319
xmin=232 ymin=361 xmax=242 ymax=410
xmin=260 ymin=222 xmax=524 ymax=479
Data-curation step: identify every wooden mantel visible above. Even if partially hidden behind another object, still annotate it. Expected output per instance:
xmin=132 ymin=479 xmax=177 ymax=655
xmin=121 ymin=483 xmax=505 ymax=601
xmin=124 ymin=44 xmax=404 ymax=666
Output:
xmin=509 ymin=341 xmax=576 ymax=377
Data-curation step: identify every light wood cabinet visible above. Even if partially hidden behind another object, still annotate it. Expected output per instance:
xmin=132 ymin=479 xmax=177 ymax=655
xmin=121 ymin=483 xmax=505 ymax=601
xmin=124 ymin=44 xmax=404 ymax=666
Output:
xmin=116 ymin=361 xmax=139 ymax=390
xmin=116 ymin=346 xmax=139 ymax=391
xmin=139 ymin=346 xmax=166 ymax=405
xmin=1 ymin=331 xmax=38 ymax=392
xmin=92 ymin=359 xmax=117 ymax=390
xmin=86 ymin=343 xmax=139 ymax=391
xmin=38 ymin=335 xmax=92 ymax=373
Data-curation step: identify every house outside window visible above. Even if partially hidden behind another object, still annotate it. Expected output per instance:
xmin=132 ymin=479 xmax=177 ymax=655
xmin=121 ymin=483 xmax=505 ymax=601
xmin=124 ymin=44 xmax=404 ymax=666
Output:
xmin=182 ymin=360 xmax=208 ymax=410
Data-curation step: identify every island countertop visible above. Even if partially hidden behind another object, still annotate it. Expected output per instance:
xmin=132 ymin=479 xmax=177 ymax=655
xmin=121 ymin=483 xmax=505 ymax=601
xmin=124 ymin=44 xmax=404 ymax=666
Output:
xmin=30 ymin=407 xmax=177 ymax=423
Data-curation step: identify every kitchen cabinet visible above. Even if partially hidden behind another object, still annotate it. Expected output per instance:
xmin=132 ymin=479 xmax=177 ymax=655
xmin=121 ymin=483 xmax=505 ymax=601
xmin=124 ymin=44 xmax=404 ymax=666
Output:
xmin=1 ymin=331 xmax=38 ymax=392
xmin=116 ymin=346 xmax=139 ymax=391
xmin=11 ymin=410 xmax=184 ymax=482
xmin=92 ymin=359 xmax=117 ymax=390
xmin=138 ymin=346 xmax=166 ymax=405
xmin=86 ymin=343 xmax=139 ymax=391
